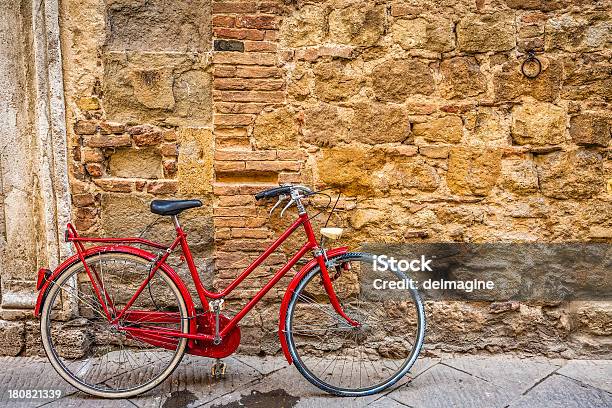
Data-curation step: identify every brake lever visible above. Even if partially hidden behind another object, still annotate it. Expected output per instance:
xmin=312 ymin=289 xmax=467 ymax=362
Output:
xmin=270 ymin=194 xmax=287 ymax=215
xmin=280 ymin=198 xmax=294 ymax=218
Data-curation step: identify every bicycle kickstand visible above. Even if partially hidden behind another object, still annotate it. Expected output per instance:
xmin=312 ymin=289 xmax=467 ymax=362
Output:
xmin=211 ymin=358 xmax=226 ymax=379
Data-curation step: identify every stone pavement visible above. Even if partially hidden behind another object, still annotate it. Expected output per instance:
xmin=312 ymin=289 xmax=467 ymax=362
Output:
xmin=0 ymin=355 xmax=610 ymax=408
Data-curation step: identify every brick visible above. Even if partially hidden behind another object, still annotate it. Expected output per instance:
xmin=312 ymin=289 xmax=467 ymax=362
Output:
xmin=215 ymin=228 xmax=232 ymax=240
xmin=217 ymin=195 xmax=255 ymax=207
xmin=99 ymin=121 xmax=125 ymax=134
xmin=163 ymin=159 xmax=177 ymax=176
xmin=212 ymin=15 xmax=235 ymax=27
xmin=71 ymin=179 xmax=88 ymax=194
xmin=235 ymin=66 xmax=283 ymax=78
xmin=74 ymin=120 xmax=98 ymax=135
xmin=406 ymin=102 xmax=438 ymax=115
xmin=213 ymin=182 xmax=276 ymax=195
xmin=231 ymin=228 xmax=269 ymax=239
xmin=215 ymin=127 xmax=249 ymax=138
xmin=214 ymin=78 xmax=285 ymax=91
xmin=82 ymin=147 xmax=105 ymax=163
xmin=257 ymin=1 xmax=287 ymax=14
xmin=236 ymin=15 xmax=279 ymax=29
xmin=74 ymin=215 xmax=96 ymax=231
xmin=214 ymin=127 xmax=250 ymax=137
xmin=84 ymin=134 xmax=131 ymax=148
xmin=216 ymin=102 xmax=270 ymax=114
xmin=85 ymin=163 xmax=104 ymax=177
xmin=132 ymin=130 xmax=163 ymax=147
xmin=163 ymin=129 xmax=177 ymax=141
xmin=214 ymin=114 xmax=255 ymax=126
xmin=325 ymin=43 xmax=356 ymax=57
xmin=213 ymin=27 xmax=265 ymax=41
xmin=214 ymin=216 xmax=267 ymax=228
xmin=93 ymin=178 xmax=134 ymax=192
xmin=213 ymin=206 xmax=259 ymax=217
xmin=128 ymin=124 xmax=158 ymax=135
xmin=278 ymin=50 xmax=294 ymax=65
xmin=213 ymin=52 xmax=276 ymax=66
xmin=294 ymin=48 xmax=319 ymax=62
xmin=216 ymin=137 xmax=251 ymax=149
xmin=213 ymin=90 xmax=285 ymax=103
xmin=160 ymin=143 xmax=178 ymax=157
xmin=71 ymin=162 xmax=86 ymax=180
xmin=217 ymin=239 xmax=275 ymax=252
xmin=264 ymin=30 xmax=278 ymax=41
xmin=243 ymin=40 xmax=277 ymax=52
xmin=245 ymin=160 xmax=301 ymax=172
xmin=147 ymin=180 xmax=178 ymax=195
xmin=521 ymin=11 xmax=547 ymax=24
xmin=277 ymin=172 xmax=303 ymax=184
xmin=214 ymin=39 xmax=244 ymax=52
xmin=72 ymin=193 xmax=96 ymax=207
xmin=215 ymin=150 xmax=277 ymax=161
xmin=72 ymin=146 xmax=81 ymax=161
xmin=214 ymin=65 xmax=237 ymax=77
xmin=215 ymin=161 xmax=246 ymax=172
xmin=75 ymin=206 xmax=97 ymax=219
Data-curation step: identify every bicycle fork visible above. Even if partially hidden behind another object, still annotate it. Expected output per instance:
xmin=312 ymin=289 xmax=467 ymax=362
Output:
xmin=314 ymin=250 xmax=361 ymax=328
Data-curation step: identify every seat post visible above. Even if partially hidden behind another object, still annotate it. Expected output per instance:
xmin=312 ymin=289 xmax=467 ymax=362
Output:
xmin=171 ymin=215 xmax=181 ymax=230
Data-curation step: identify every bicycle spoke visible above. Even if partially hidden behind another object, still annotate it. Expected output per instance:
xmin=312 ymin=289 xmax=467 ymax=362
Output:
xmin=42 ymin=253 xmax=187 ymax=396
xmin=286 ymin=254 xmax=424 ymax=395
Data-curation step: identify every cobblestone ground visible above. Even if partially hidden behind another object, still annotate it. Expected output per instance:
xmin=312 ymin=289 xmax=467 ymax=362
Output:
xmin=0 ymin=355 xmax=609 ymax=408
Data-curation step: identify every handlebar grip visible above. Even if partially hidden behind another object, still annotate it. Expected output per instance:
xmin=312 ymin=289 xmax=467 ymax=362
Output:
xmin=254 ymin=186 xmax=292 ymax=200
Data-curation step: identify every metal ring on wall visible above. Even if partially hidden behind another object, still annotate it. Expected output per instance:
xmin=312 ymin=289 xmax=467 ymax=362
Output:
xmin=521 ymin=51 xmax=542 ymax=79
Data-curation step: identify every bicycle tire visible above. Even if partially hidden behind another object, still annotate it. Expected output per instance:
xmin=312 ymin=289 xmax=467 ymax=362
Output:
xmin=285 ymin=252 xmax=426 ymax=397
xmin=40 ymin=251 xmax=189 ymax=398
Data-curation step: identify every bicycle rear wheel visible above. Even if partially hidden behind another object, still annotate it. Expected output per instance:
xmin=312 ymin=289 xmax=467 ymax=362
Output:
xmin=285 ymin=252 xmax=425 ymax=396
xmin=40 ymin=252 xmax=188 ymax=398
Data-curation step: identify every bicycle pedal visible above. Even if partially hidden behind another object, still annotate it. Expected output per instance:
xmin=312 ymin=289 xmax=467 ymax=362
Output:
xmin=211 ymin=360 xmax=227 ymax=379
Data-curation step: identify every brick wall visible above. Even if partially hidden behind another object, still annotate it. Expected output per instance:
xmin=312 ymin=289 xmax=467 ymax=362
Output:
xmin=7 ymin=0 xmax=610 ymax=356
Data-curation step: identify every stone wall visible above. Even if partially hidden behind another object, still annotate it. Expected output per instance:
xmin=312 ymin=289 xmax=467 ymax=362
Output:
xmin=207 ymin=0 xmax=611 ymax=357
xmin=3 ymin=0 xmax=610 ymax=357
xmin=0 ymin=0 xmax=72 ymax=356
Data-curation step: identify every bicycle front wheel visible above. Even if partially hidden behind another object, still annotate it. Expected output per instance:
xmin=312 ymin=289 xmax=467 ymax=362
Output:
xmin=285 ymin=252 xmax=426 ymax=397
xmin=40 ymin=252 xmax=189 ymax=398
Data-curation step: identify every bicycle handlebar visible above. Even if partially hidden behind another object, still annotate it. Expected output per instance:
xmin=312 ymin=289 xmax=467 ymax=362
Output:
xmin=254 ymin=185 xmax=313 ymax=201
xmin=255 ymin=186 xmax=292 ymax=200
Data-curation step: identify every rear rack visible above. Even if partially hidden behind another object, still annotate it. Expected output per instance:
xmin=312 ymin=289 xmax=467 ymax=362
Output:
xmin=65 ymin=223 xmax=169 ymax=251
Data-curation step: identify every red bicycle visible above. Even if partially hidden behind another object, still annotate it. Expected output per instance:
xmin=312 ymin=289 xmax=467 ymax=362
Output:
xmin=35 ymin=184 xmax=425 ymax=398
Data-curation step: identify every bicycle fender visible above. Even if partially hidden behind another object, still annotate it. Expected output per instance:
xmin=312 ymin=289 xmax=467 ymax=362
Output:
xmin=34 ymin=246 xmax=198 ymax=330
xmin=278 ymin=246 xmax=348 ymax=364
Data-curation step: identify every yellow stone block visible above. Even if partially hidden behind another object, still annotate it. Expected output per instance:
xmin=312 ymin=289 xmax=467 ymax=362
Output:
xmin=76 ymin=96 xmax=100 ymax=111
xmin=177 ymin=127 xmax=214 ymax=195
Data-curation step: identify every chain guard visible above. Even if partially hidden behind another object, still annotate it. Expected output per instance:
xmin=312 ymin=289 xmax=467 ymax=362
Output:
xmin=186 ymin=312 xmax=241 ymax=358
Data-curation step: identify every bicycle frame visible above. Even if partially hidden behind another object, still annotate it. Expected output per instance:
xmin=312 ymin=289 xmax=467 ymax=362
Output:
xmin=42 ymin=211 xmax=358 ymax=349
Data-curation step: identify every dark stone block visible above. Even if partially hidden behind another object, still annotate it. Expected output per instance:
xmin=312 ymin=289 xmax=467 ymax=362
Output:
xmin=106 ymin=0 xmax=211 ymax=52
xmin=214 ymin=39 xmax=244 ymax=52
